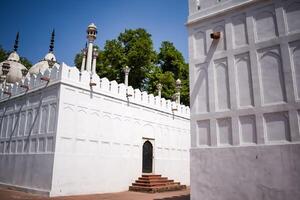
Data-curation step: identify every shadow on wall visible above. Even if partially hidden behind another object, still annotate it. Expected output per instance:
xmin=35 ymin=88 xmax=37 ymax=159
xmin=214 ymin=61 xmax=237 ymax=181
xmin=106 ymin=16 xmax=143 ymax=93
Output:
xmin=190 ymin=39 xmax=218 ymax=110
xmin=4 ymin=85 xmax=47 ymax=152
xmin=154 ymin=194 xmax=190 ymax=200
xmin=23 ymin=91 xmax=44 ymax=151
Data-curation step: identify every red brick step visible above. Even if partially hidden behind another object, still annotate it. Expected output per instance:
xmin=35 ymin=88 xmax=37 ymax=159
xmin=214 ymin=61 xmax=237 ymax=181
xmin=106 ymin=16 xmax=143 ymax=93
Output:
xmin=129 ymin=174 xmax=186 ymax=193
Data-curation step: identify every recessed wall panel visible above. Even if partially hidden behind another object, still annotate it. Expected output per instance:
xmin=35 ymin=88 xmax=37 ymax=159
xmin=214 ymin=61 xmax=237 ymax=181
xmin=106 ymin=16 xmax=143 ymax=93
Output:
xmin=25 ymin=110 xmax=33 ymax=136
xmin=286 ymin=2 xmax=300 ymax=33
xmin=217 ymin=118 xmax=232 ymax=145
xmin=196 ymin=66 xmax=209 ymax=113
xmin=258 ymin=46 xmax=286 ymax=104
xmin=197 ymin=120 xmax=210 ymax=146
xmin=48 ymin=103 xmax=57 ymax=133
xmin=254 ymin=7 xmax=278 ymax=41
xmin=290 ymin=41 xmax=300 ymax=100
xmin=32 ymin=108 xmax=40 ymax=135
xmin=232 ymin=14 xmax=248 ymax=47
xmin=47 ymin=137 xmax=54 ymax=152
xmin=40 ymin=106 xmax=48 ymax=134
xmin=18 ymin=111 xmax=26 ymax=136
xmin=264 ymin=112 xmax=290 ymax=142
xmin=213 ymin=25 xmax=226 ymax=51
xmin=235 ymin=53 xmax=254 ymax=107
xmin=215 ymin=59 xmax=230 ymax=110
xmin=239 ymin=115 xmax=257 ymax=144
xmin=194 ymin=30 xmax=206 ymax=58
xmin=1 ymin=116 xmax=7 ymax=138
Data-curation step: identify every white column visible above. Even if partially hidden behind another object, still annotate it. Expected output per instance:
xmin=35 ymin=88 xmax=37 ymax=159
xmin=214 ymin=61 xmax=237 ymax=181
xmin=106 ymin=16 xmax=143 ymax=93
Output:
xmin=86 ymin=42 xmax=93 ymax=72
xmin=175 ymin=79 xmax=181 ymax=105
xmin=123 ymin=66 xmax=130 ymax=86
xmin=92 ymin=48 xmax=98 ymax=74
xmin=80 ymin=49 xmax=87 ymax=72
xmin=157 ymin=83 xmax=162 ymax=98
xmin=177 ymin=91 xmax=181 ymax=105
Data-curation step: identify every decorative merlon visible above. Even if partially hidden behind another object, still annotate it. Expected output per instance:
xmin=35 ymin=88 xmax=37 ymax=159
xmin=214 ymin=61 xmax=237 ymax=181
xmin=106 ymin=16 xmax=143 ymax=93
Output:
xmin=0 ymin=63 xmax=190 ymax=117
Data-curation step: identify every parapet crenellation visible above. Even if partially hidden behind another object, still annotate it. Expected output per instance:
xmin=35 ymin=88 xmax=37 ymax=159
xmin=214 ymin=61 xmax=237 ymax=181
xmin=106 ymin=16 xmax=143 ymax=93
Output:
xmin=0 ymin=63 xmax=190 ymax=118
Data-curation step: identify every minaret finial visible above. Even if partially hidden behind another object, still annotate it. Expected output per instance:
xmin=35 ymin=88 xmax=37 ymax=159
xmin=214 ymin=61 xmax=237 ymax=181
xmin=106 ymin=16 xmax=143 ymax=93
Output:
xmin=13 ymin=32 xmax=19 ymax=52
xmin=49 ymin=29 xmax=55 ymax=52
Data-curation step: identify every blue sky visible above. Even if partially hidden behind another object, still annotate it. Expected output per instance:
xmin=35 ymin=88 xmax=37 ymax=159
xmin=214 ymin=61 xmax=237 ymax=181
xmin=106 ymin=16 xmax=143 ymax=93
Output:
xmin=0 ymin=0 xmax=188 ymax=66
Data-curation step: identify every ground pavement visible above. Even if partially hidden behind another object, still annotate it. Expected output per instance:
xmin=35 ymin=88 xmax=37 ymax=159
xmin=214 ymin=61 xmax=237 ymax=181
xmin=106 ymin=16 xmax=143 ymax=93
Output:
xmin=0 ymin=188 xmax=190 ymax=200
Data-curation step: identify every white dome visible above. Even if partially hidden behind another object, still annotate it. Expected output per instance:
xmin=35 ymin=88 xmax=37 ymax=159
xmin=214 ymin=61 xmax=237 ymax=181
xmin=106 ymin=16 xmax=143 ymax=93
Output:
xmin=7 ymin=51 xmax=20 ymax=62
xmin=29 ymin=52 xmax=57 ymax=75
xmin=44 ymin=52 xmax=56 ymax=62
xmin=88 ymin=23 xmax=97 ymax=29
xmin=0 ymin=52 xmax=27 ymax=83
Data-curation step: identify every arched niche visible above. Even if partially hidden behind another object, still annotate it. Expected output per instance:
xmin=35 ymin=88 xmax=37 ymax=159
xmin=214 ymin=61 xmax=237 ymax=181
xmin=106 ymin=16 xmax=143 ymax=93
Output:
xmin=196 ymin=67 xmax=209 ymax=113
xmin=291 ymin=43 xmax=300 ymax=99
xmin=235 ymin=53 xmax=254 ymax=107
xmin=215 ymin=60 xmax=230 ymax=110
xmin=259 ymin=49 xmax=286 ymax=104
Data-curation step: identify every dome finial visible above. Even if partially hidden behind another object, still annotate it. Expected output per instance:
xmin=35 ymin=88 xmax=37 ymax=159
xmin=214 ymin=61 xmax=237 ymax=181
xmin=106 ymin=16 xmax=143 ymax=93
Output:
xmin=49 ymin=29 xmax=55 ymax=52
xmin=13 ymin=32 xmax=19 ymax=52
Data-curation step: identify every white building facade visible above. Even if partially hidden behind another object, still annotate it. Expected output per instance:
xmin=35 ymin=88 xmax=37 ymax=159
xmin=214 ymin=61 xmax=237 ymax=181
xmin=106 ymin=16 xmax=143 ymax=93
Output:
xmin=0 ymin=26 xmax=190 ymax=196
xmin=188 ymin=0 xmax=300 ymax=199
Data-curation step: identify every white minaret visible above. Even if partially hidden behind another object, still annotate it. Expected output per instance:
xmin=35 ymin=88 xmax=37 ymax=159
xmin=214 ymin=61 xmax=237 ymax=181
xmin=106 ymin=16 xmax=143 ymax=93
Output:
xmin=123 ymin=66 xmax=130 ymax=86
xmin=86 ymin=23 xmax=97 ymax=73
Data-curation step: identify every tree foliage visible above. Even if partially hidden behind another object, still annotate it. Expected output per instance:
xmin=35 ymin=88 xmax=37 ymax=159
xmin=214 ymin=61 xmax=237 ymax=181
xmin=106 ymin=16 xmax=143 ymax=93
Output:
xmin=147 ymin=41 xmax=189 ymax=105
xmin=0 ymin=46 xmax=7 ymax=63
xmin=0 ymin=45 xmax=32 ymax=69
xmin=74 ymin=29 xmax=190 ymax=105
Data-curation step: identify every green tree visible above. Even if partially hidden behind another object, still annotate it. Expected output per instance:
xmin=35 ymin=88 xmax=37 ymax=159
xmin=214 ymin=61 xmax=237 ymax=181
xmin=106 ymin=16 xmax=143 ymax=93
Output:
xmin=97 ymin=40 xmax=125 ymax=82
xmin=148 ymin=41 xmax=189 ymax=105
xmin=75 ymin=29 xmax=156 ymax=90
xmin=19 ymin=56 xmax=32 ymax=69
xmin=74 ymin=30 xmax=190 ymax=105
xmin=118 ymin=28 xmax=157 ymax=89
xmin=0 ymin=46 xmax=8 ymax=63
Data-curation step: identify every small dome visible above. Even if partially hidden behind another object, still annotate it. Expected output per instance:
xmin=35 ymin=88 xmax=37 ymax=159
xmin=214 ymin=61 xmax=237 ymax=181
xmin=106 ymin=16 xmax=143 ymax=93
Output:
xmin=29 ymin=52 xmax=58 ymax=75
xmin=7 ymin=51 xmax=20 ymax=62
xmin=0 ymin=52 xmax=27 ymax=83
xmin=44 ymin=52 xmax=56 ymax=62
xmin=88 ymin=23 xmax=97 ymax=29
xmin=176 ymin=79 xmax=182 ymax=85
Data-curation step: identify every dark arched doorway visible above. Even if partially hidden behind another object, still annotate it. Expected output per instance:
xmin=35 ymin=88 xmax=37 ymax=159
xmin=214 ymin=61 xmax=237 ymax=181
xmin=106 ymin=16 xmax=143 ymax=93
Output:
xmin=142 ymin=141 xmax=153 ymax=173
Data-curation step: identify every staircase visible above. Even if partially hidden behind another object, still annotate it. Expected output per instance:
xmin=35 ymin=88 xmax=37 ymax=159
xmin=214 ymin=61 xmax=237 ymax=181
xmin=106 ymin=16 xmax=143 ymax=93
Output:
xmin=129 ymin=174 xmax=186 ymax=193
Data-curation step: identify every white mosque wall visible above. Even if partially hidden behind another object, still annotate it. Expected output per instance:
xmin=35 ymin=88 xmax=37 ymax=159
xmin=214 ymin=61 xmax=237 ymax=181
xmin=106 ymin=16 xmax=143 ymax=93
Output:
xmin=0 ymin=74 xmax=60 ymax=194
xmin=188 ymin=0 xmax=300 ymax=199
xmin=0 ymin=63 xmax=190 ymax=196
xmin=50 ymin=64 xmax=190 ymax=196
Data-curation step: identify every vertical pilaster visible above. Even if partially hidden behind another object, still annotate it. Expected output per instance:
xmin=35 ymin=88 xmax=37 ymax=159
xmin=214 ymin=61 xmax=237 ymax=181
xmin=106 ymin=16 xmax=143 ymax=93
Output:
xmin=92 ymin=48 xmax=98 ymax=75
xmin=86 ymin=42 xmax=93 ymax=72
xmin=80 ymin=50 xmax=86 ymax=72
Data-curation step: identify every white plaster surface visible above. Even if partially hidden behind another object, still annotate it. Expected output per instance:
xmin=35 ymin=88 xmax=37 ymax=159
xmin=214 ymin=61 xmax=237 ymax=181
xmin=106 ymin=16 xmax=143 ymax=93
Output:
xmin=0 ymin=84 xmax=58 ymax=194
xmin=191 ymin=144 xmax=300 ymax=200
xmin=188 ymin=0 xmax=300 ymax=199
xmin=0 ymin=63 xmax=190 ymax=196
